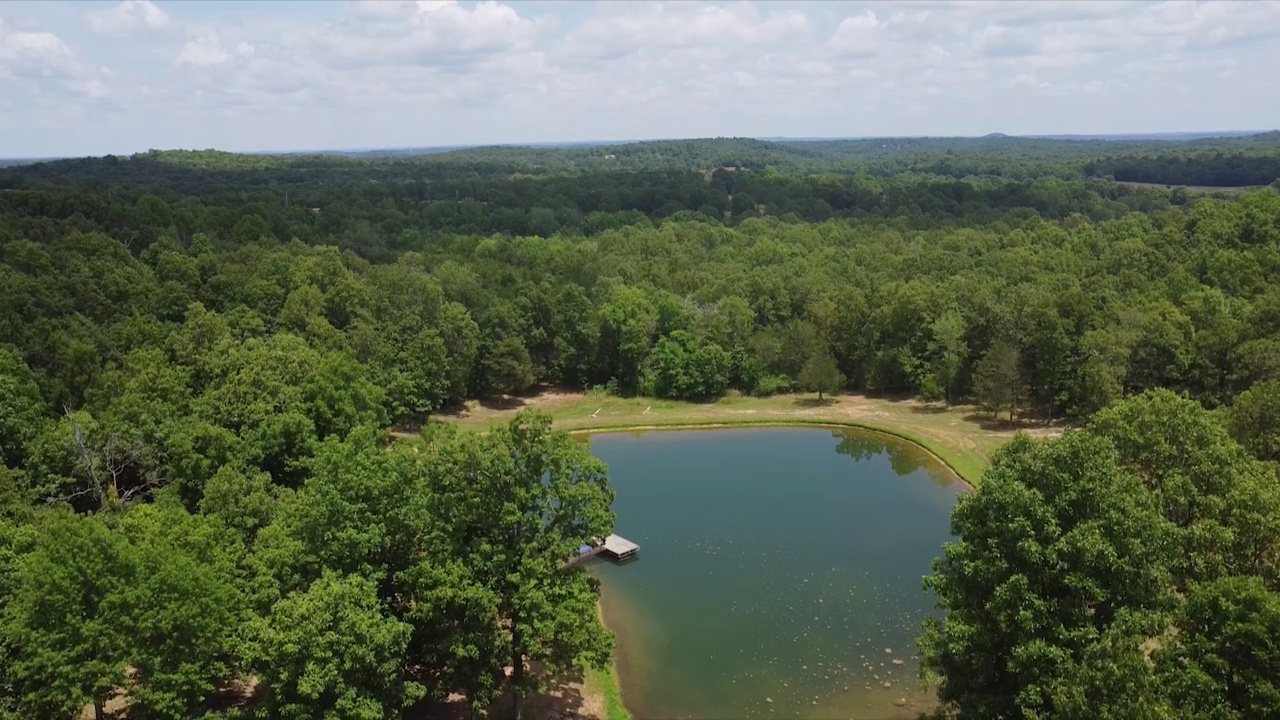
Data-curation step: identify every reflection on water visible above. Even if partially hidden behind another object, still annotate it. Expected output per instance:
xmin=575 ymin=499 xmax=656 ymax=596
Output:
xmin=587 ymin=427 xmax=964 ymax=720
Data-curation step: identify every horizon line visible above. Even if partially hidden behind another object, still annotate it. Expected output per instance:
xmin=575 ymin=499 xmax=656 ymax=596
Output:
xmin=3 ymin=129 xmax=1275 ymax=162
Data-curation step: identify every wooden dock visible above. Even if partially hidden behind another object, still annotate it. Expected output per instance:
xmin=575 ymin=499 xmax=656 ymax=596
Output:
xmin=602 ymin=534 xmax=639 ymax=560
xmin=564 ymin=534 xmax=639 ymax=568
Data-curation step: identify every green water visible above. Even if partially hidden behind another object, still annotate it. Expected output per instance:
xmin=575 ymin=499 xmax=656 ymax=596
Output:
xmin=587 ymin=427 xmax=964 ymax=720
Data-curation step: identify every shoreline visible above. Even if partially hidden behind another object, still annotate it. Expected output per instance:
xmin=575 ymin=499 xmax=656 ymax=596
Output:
xmin=586 ymin=598 xmax=632 ymax=720
xmin=568 ymin=419 xmax=976 ymax=489
xmin=434 ymin=391 xmax=1059 ymax=488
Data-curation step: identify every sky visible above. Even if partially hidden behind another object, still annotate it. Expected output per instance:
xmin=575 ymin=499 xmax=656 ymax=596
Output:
xmin=1 ymin=0 xmax=1278 ymax=157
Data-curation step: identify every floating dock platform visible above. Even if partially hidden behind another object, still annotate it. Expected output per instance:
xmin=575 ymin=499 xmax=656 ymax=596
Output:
xmin=601 ymin=534 xmax=639 ymax=560
xmin=565 ymin=534 xmax=639 ymax=567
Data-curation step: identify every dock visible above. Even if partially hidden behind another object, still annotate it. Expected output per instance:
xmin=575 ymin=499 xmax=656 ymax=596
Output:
xmin=602 ymin=534 xmax=639 ymax=560
xmin=564 ymin=534 xmax=640 ymax=568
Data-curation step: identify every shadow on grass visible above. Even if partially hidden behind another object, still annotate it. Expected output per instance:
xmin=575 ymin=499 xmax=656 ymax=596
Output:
xmin=961 ymin=412 xmax=1054 ymax=432
xmin=407 ymin=669 xmax=592 ymax=720
xmin=908 ymin=403 xmax=950 ymax=415
xmin=478 ymin=394 xmax=528 ymax=411
xmin=792 ymin=397 xmax=840 ymax=408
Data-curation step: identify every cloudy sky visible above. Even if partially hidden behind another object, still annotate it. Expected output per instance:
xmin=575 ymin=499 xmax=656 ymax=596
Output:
xmin=1 ymin=0 xmax=1277 ymax=157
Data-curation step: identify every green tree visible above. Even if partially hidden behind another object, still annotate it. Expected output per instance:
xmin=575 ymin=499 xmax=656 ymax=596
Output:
xmin=922 ymin=432 xmax=1175 ymax=719
xmin=428 ymin=413 xmax=614 ymax=720
xmin=252 ymin=572 xmax=424 ymax=719
xmin=484 ymin=337 xmax=535 ymax=396
xmin=598 ymin=286 xmax=657 ymax=394
xmin=3 ymin=513 xmax=132 ymax=720
xmin=798 ymin=348 xmax=845 ymax=401
xmin=0 ymin=348 xmax=46 ymax=468
xmin=199 ymin=464 xmax=279 ymax=544
xmin=1157 ymin=576 xmax=1280 ymax=719
xmin=973 ymin=340 xmax=1024 ymax=421
xmin=1089 ymin=390 xmax=1280 ymax=585
xmin=641 ymin=331 xmax=729 ymax=400
xmin=928 ymin=310 xmax=967 ymax=406
xmin=112 ymin=504 xmax=245 ymax=718
xmin=1228 ymin=380 xmax=1280 ymax=462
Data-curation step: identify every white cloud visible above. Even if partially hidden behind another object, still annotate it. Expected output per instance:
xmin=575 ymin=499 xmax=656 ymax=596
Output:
xmin=561 ymin=2 xmax=812 ymax=60
xmin=314 ymin=0 xmax=542 ymax=68
xmin=2 ymin=0 xmax=1279 ymax=156
xmin=90 ymin=0 xmax=172 ymax=35
xmin=0 ymin=20 xmax=109 ymax=98
xmin=829 ymin=12 xmax=882 ymax=57
xmin=176 ymin=34 xmax=230 ymax=66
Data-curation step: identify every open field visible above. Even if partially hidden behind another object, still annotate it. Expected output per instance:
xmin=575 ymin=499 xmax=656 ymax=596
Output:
xmin=437 ymin=390 xmax=1063 ymax=487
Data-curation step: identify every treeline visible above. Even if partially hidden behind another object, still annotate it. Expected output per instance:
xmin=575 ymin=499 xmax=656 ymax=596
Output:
xmin=1088 ymin=151 xmax=1280 ymax=188
xmin=1 ymin=164 xmax=1176 ymax=246
xmin=3 ymin=185 xmax=1280 ymax=436
xmin=6 ymin=132 xmax=1280 ymax=189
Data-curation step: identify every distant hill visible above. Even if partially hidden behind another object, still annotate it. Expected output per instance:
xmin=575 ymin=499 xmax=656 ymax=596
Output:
xmin=1026 ymin=131 xmax=1272 ymax=141
xmin=4 ymin=132 xmax=1279 ymax=190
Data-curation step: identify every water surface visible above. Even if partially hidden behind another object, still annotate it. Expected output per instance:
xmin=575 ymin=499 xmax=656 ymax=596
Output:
xmin=587 ymin=427 xmax=964 ymax=720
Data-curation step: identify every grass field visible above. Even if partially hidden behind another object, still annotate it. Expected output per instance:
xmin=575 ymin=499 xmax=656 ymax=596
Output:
xmin=437 ymin=389 xmax=1061 ymax=487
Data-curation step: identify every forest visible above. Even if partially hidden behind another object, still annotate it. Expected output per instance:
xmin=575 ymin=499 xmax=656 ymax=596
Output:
xmin=1 ymin=133 xmax=1280 ymax=718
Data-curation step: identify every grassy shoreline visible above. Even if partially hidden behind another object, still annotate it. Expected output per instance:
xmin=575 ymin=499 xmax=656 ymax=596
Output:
xmin=439 ymin=390 xmax=1061 ymax=487
xmin=583 ymin=661 xmax=630 ymax=720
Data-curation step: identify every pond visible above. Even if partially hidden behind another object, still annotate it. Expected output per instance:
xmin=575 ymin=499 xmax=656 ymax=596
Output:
xmin=586 ymin=426 xmax=965 ymax=720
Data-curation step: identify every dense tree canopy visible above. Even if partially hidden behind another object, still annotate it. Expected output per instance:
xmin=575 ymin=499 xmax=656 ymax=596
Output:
xmin=924 ymin=391 xmax=1280 ymax=719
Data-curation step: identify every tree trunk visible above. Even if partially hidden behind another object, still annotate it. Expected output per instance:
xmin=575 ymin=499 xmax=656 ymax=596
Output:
xmin=818 ymin=389 xmax=823 ymax=401
xmin=94 ymin=700 xmax=105 ymax=720
xmin=511 ymin=624 xmax=524 ymax=720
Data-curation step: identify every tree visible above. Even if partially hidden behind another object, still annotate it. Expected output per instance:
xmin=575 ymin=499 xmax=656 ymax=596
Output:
xmin=428 ymin=413 xmax=614 ymax=720
xmin=1089 ymin=390 xmax=1280 ymax=585
xmin=1157 ymin=576 xmax=1280 ymax=719
xmin=112 ymin=504 xmax=246 ymax=718
xmin=484 ymin=337 xmax=535 ymax=396
xmin=0 ymin=348 xmax=46 ymax=468
xmin=641 ymin=331 xmax=729 ymax=400
xmin=973 ymin=340 xmax=1024 ymax=421
xmin=252 ymin=572 xmax=424 ymax=719
xmin=928 ymin=310 xmax=968 ymax=406
xmin=798 ymin=348 xmax=845 ymax=401
xmin=1228 ymin=380 xmax=1280 ymax=462
xmin=3 ymin=513 xmax=132 ymax=720
xmin=598 ymin=286 xmax=656 ymax=394
xmin=922 ymin=432 xmax=1175 ymax=719
xmin=199 ymin=464 xmax=279 ymax=544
